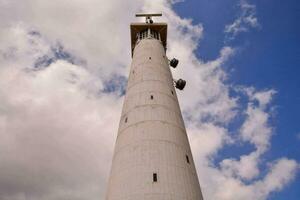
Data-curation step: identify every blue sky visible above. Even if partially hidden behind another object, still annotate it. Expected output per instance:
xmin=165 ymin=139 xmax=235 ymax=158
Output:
xmin=174 ymin=0 xmax=300 ymax=199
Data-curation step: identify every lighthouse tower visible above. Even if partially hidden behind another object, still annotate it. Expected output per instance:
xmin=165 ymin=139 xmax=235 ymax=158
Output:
xmin=106 ymin=14 xmax=204 ymax=200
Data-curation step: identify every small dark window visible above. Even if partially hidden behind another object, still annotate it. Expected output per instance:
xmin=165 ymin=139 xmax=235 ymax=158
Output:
xmin=171 ymin=90 xmax=174 ymax=95
xmin=132 ymin=70 xmax=135 ymax=74
xmin=150 ymin=95 xmax=153 ymax=100
xmin=153 ymin=173 xmax=157 ymax=182
xmin=125 ymin=117 xmax=128 ymax=123
xmin=186 ymin=155 xmax=190 ymax=164
xmin=149 ymin=57 xmax=151 ymax=60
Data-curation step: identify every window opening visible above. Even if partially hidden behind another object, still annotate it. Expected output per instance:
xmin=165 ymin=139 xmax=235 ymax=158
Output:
xmin=125 ymin=117 xmax=128 ymax=123
xmin=149 ymin=57 xmax=151 ymax=60
xmin=171 ymin=90 xmax=174 ymax=95
xmin=153 ymin=173 xmax=157 ymax=182
xmin=150 ymin=95 xmax=154 ymax=100
xmin=186 ymin=155 xmax=190 ymax=164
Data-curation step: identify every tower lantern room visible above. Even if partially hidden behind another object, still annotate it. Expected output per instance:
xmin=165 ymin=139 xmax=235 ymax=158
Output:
xmin=130 ymin=13 xmax=167 ymax=56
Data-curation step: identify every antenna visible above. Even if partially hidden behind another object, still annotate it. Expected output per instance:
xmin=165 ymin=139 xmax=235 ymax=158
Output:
xmin=135 ymin=13 xmax=162 ymax=24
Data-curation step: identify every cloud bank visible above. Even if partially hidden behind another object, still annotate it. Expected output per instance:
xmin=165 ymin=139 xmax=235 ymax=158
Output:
xmin=0 ymin=0 xmax=298 ymax=200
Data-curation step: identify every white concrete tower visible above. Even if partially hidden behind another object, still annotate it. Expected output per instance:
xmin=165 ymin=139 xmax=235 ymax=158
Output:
xmin=106 ymin=14 xmax=204 ymax=200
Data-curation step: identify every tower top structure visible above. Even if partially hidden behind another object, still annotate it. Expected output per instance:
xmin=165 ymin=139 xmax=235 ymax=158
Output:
xmin=130 ymin=13 xmax=167 ymax=56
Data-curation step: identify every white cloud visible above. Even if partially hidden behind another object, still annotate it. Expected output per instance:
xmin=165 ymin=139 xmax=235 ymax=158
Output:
xmin=225 ymin=0 xmax=259 ymax=39
xmin=0 ymin=0 xmax=298 ymax=200
xmin=240 ymin=89 xmax=275 ymax=152
xmin=221 ymin=152 xmax=260 ymax=180
xmin=220 ymin=158 xmax=300 ymax=200
xmin=0 ymin=24 xmax=121 ymax=199
xmin=191 ymin=86 xmax=298 ymax=199
xmin=189 ymin=123 xmax=231 ymax=160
